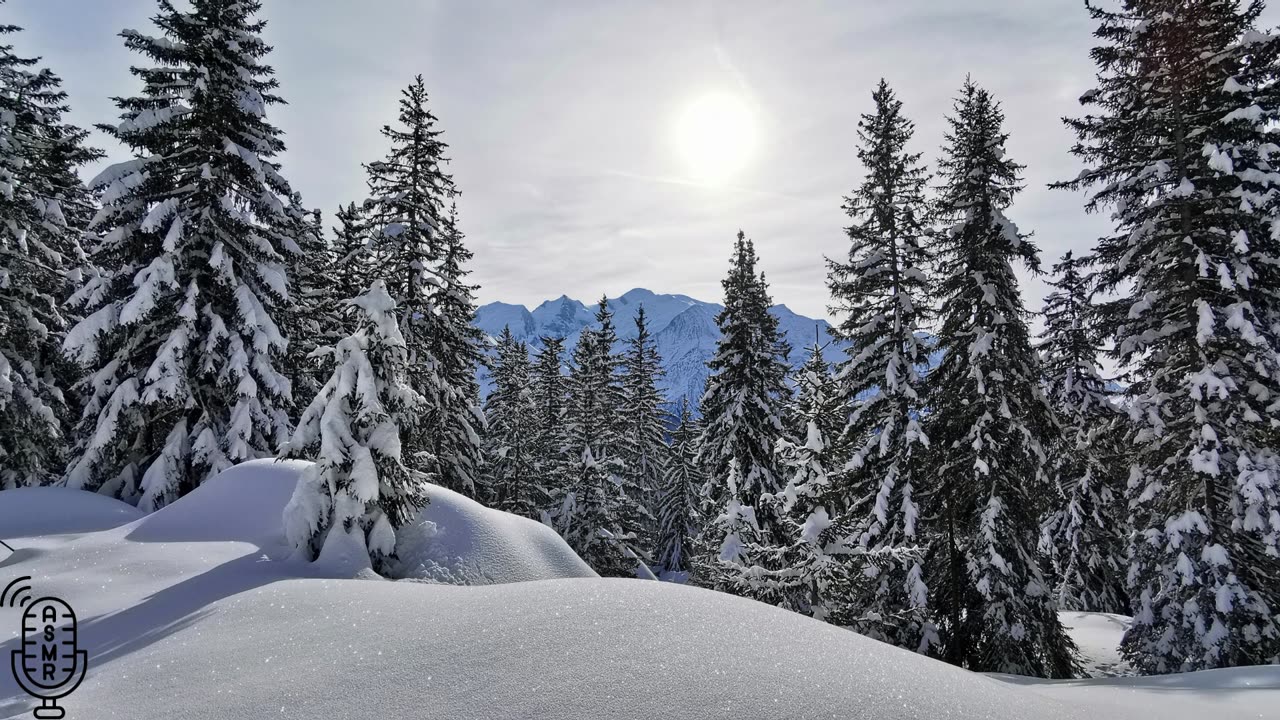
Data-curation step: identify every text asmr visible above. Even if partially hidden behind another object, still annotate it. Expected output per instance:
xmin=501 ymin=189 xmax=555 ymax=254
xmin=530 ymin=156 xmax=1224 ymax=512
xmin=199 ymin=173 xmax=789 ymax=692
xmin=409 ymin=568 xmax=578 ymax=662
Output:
xmin=10 ymin=594 xmax=88 ymax=720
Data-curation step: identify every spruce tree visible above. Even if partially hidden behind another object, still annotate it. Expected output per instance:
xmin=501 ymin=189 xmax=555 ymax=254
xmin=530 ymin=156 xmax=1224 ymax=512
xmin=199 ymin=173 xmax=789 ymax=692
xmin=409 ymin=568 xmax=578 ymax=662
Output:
xmin=282 ymin=193 xmax=328 ymax=415
xmin=704 ymin=458 xmax=769 ymax=595
xmin=65 ymin=0 xmax=305 ymax=509
xmin=1057 ymin=0 xmax=1280 ymax=673
xmin=771 ymin=342 xmax=862 ymax=621
xmin=924 ymin=79 xmax=1075 ymax=678
xmin=530 ymin=336 xmax=571 ymax=519
xmin=826 ymin=79 xmax=935 ymax=651
xmin=331 ymin=201 xmax=372 ymax=315
xmin=281 ymin=280 xmax=427 ymax=573
xmin=697 ymin=231 xmax=792 ymax=542
xmin=0 ymin=16 xmax=99 ymax=488
xmin=620 ymin=305 xmax=670 ymax=552
xmin=565 ymin=300 xmax=625 ymax=463
xmin=556 ymin=299 xmax=644 ymax=575
xmin=483 ymin=327 xmax=540 ymax=517
xmin=653 ymin=399 xmax=704 ymax=579
xmin=787 ymin=336 xmax=846 ymax=448
xmin=361 ymin=76 xmax=484 ymax=497
xmin=1036 ymin=251 xmax=1129 ymax=615
xmin=425 ymin=203 xmax=486 ymax=498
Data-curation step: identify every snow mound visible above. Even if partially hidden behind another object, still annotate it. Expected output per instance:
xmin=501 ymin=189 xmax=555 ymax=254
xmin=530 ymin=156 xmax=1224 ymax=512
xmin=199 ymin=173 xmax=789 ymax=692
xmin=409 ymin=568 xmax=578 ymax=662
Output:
xmin=392 ymin=483 xmax=597 ymax=584
xmin=1 ymin=464 xmax=1276 ymax=719
xmin=4 ymin=575 xmax=1091 ymax=720
xmin=126 ymin=459 xmax=593 ymax=586
xmin=999 ymin=664 xmax=1279 ymax=719
xmin=128 ymin=458 xmax=310 ymax=545
xmin=0 ymin=486 xmax=143 ymax=538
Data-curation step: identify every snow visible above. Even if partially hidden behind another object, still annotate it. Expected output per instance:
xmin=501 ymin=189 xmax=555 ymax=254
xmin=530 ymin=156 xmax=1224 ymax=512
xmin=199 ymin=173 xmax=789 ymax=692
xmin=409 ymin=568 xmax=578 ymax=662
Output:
xmin=0 ymin=487 xmax=143 ymax=538
xmin=127 ymin=458 xmax=308 ymax=544
xmin=474 ymin=289 xmax=848 ymax=407
xmin=1060 ymin=612 xmax=1134 ymax=677
xmin=1003 ymin=666 xmax=1279 ymax=720
xmin=799 ymin=506 xmax=832 ymax=544
xmin=392 ymin=482 xmax=596 ymax=584
xmin=2 ymin=461 xmax=1277 ymax=719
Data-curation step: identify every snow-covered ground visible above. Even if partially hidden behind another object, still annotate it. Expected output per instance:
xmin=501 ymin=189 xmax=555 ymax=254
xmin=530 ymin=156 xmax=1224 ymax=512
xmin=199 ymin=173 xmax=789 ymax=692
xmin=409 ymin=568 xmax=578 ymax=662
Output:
xmin=1060 ymin=611 xmax=1134 ymax=678
xmin=1 ymin=461 xmax=1275 ymax=719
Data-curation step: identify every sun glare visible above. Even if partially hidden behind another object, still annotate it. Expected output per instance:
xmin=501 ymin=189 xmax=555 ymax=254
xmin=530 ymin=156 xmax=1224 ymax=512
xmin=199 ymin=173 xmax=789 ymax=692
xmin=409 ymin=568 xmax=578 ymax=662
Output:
xmin=674 ymin=91 xmax=757 ymax=186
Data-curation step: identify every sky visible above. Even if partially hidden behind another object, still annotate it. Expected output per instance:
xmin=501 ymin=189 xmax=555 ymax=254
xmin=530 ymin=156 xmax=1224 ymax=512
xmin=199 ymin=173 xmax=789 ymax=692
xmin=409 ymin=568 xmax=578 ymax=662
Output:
xmin=11 ymin=0 xmax=1267 ymax=320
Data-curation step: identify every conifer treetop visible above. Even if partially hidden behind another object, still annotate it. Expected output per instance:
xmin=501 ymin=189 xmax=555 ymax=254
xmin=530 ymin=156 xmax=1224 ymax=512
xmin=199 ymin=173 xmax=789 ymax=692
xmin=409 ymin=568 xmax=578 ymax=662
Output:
xmin=64 ymin=0 xmax=306 ymax=507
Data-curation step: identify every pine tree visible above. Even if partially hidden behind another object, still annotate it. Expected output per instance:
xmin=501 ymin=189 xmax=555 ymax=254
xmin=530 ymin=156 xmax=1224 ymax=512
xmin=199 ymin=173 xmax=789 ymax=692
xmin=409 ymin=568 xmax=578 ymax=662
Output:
xmin=483 ymin=327 xmax=540 ymax=517
xmin=331 ymin=201 xmax=372 ymax=316
xmin=924 ymin=79 xmax=1075 ymax=678
xmin=361 ymin=75 xmax=485 ymax=495
xmin=281 ymin=280 xmax=427 ymax=573
xmin=826 ymin=79 xmax=935 ymax=651
xmin=786 ymin=336 xmax=846 ymax=447
xmin=556 ymin=299 xmax=645 ymax=575
xmin=697 ymin=231 xmax=793 ymax=544
xmin=281 ymin=193 xmax=328 ymax=416
xmin=530 ymin=336 xmax=571 ymax=519
xmin=1036 ymin=251 xmax=1129 ymax=615
xmin=64 ymin=0 xmax=305 ymax=509
xmin=653 ymin=399 xmax=704 ymax=579
xmin=771 ymin=342 xmax=863 ymax=621
xmin=0 ymin=16 xmax=100 ymax=488
xmin=1057 ymin=0 xmax=1280 ymax=673
xmin=425 ymin=203 xmax=485 ymax=497
xmin=620 ymin=305 xmax=670 ymax=553
xmin=704 ymin=459 xmax=770 ymax=595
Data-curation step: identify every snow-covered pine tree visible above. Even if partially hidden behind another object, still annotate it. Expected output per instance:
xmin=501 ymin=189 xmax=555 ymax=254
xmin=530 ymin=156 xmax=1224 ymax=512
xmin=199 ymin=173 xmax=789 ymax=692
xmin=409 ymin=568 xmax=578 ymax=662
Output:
xmin=653 ymin=399 xmax=704 ymax=580
xmin=560 ymin=300 xmax=641 ymax=569
xmin=620 ymin=305 xmax=670 ymax=553
xmin=330 ymin=201 xmax=372 ymax=319
xmin=483 ymin=326 xmax=540 ymax=517
xmin=826 ymin=79 xmax=936 ymax=652
xmin=697 ymin=231 xmax=793 ymax=545
xmin=770 ymin=341 xmax=862 ymax=620
xmin=281 ymin=280 xmax=428 ymax=573
xmin=556 ymin=299 xmax=646 ymax=575
xmin=1036 ymin=251 xmax=1129 ymax=615
xmin=281 ymin=192 xmax=328 ymax=416
xmin=924 ymin=79 xmax=1076 ymax=678
xmin=64 ymin=0 xmax=305 ymax=509
xmin=0 ymin=16 xmax=100 ymax=488
xmin=424 ymin=203 xmax=485 ymax=498
xmin=703 ymin=456 xmax=780 ymax=598
xmin=530 ymin=335 xmax=571 ymax=519
xmin=1057 ymin=0 xmax=1280 ymax=673
xmin=361 ymin=76 xmax=485 ymax=497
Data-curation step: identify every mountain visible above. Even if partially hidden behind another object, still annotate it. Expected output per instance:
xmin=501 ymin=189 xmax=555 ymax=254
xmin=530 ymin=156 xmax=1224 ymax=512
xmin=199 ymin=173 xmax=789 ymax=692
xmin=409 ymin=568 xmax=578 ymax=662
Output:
xmin=474 ymin=288 xmax=846 ymax=409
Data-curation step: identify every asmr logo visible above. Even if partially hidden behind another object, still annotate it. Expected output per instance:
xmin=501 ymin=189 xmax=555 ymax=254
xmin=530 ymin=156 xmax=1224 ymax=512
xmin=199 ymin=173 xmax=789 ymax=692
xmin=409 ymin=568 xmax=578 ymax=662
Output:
xmin=5 ymin=577 xmax=87 ymax=720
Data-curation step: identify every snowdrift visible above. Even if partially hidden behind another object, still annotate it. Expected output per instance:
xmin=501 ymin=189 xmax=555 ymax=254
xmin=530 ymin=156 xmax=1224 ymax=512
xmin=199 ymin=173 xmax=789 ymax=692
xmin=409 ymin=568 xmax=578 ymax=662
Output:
xmin=0 ymin=486 xmax=142 ymax=538
xmin=393 ymin=482 xmax=596 ymax=584
xmin=0 ymin=460 xmax=1276 ymax=719
xmin=126 ymin=459 xmax=313 ymax=545
xmin=129 ymin=458 xmax=594 ymax=583
xmin=0 ymin=577 xmax=1090 ymax=720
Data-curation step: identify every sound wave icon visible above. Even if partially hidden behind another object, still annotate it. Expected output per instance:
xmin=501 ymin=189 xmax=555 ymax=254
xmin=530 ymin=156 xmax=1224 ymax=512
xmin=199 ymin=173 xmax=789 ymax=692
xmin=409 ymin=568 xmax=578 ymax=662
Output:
xmin=2 ymin=576 xmax=34 ymax=608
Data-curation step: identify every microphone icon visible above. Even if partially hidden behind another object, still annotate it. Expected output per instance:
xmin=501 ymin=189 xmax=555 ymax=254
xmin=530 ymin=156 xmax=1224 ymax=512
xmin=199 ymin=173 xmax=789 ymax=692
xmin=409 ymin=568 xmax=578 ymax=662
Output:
xmin=10 ymin=597 xmax=87 ymax=719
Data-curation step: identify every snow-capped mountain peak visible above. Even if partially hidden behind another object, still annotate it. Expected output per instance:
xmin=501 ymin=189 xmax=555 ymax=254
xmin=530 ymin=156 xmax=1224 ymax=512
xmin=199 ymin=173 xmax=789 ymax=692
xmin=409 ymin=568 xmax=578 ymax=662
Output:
xmin=475 ymin=289 xmax=845 ymax=407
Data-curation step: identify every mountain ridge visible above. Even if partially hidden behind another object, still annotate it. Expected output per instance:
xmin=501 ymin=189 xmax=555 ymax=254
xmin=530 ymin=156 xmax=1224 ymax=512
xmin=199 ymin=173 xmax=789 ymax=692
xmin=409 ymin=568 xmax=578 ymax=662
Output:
xmin=474 ymin=288 xmax=846 ymax=407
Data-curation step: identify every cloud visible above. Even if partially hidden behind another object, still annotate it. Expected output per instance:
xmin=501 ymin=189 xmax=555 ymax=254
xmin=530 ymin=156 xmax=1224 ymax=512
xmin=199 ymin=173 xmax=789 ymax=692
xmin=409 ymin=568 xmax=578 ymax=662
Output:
xmin=14 ymin=0 xmax=1266 ymax=321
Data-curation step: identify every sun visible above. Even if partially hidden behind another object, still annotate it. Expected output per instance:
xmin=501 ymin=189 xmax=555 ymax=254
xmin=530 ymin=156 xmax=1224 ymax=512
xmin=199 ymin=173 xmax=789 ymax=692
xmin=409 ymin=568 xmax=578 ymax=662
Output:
xmin=673 ymin=91 xmax=757 ymax=186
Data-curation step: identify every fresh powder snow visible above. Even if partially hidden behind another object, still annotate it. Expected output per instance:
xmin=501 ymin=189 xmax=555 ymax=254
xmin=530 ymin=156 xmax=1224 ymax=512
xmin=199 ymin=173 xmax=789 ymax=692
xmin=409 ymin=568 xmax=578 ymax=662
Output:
xmin=2 ymin=461 xmax=1276 ymax=719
